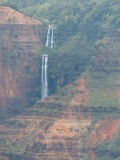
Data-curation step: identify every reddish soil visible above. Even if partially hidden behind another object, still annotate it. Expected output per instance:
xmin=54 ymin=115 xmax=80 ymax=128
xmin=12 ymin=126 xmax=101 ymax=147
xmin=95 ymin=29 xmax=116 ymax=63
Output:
xmin=71 ymin=78 xmax=89 ymax=106
xmin=87 ymin=118 xmax=120 ymax=147
xmin=47 ymin=114 xmax=91 ymax=142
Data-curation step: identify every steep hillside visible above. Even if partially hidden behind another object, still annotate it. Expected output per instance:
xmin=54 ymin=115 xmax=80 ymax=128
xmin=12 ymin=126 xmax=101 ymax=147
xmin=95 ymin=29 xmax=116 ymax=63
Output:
xmin=0 ymin=6 xmax=45 ymax=116
xmin=0 ymin=29 xmax=119 ymax=159
xmin=0 ymin=74 xmax=119 ymax=160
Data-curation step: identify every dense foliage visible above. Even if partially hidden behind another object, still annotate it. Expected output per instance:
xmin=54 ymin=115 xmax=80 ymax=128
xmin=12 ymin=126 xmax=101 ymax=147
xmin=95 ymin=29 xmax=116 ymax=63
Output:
xmin=2 ymin=0 xmax=120 ymax=31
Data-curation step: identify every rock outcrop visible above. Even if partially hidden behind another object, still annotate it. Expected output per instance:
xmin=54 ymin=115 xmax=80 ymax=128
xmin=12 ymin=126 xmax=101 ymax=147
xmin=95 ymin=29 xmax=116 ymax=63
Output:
xmin=0 ymin=6 xmax=45 ymax=116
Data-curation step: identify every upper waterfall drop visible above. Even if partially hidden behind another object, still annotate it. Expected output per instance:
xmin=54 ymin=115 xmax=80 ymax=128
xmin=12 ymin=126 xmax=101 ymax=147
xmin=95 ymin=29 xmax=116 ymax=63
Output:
xmin=51 ymin=26 xmax=54 ymax=48
xmin=46 ymin=25 xmax=54 ymax=48
xmin=46 ymin=25 xmax=51 ymax=48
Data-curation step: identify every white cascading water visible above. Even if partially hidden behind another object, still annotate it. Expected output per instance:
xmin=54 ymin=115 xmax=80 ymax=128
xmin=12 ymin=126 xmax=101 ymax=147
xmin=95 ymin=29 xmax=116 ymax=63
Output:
xmin=41 ymin=55 xmax=48 ymax=100
xmin=46 ymin=25 xmax=54 ymax=48
xmin=41 ymin=25 xmax=54 ymax=99
xmin=51 ymin=26 xmax=54 ymax=48
xmin=46 ymin=25 xmax=51 ymax=48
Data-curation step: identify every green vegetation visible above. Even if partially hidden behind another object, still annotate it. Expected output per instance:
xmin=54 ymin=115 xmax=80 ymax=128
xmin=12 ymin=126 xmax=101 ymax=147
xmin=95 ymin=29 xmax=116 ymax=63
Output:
xmin=1 ymin=0 xmax=120 ymax=93
xmin=86 ymin=72 xmax=119 ymax=107
xmin=2 ymin=0 xmax=118 ymax=110
xmin=0 ymin=1 xmax=119 ymax=159
xmin=1 ymin=0 xmax=120 ymax=48
xmin=2 ymin=0 xmax=120 ymax=30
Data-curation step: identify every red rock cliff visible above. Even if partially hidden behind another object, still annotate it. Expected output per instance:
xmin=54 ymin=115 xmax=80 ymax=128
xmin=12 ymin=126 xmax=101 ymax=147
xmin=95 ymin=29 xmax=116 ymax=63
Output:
xmin=0 ymin=6 xmax=45 ymax=115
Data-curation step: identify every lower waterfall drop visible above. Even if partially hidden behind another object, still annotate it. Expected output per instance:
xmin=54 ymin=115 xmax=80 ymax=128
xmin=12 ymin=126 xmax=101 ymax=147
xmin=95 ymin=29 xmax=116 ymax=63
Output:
xmin=41 ymin=55 xmax=48 ymax=100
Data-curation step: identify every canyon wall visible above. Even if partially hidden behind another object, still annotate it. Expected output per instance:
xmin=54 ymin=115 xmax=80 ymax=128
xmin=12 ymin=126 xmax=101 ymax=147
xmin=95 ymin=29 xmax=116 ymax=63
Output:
xmin=0 ymin=6 xmax=45 ymax=116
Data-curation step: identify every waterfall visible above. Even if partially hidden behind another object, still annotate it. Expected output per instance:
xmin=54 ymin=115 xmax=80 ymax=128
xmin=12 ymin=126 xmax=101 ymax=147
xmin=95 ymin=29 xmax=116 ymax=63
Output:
xmin=46 ymin=25 xmax=51 ymax=48
xmin=41 ymin=55 xmax=48 ymax=100
xmin=41 ymin=25 xmax=54 ymax=99
xmin=51 ymin=26 xmax=54 ymax=48
xmin=46 ymin=25 xmax=54 ymax=48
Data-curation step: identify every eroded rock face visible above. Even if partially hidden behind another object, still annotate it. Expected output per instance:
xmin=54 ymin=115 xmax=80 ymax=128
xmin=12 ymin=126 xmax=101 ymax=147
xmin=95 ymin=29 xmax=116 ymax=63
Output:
xmin=71 ymin=78 xmax=89 ymax=106
xmin=0 ymin=71 xmax=119 ymax=160
xmin=0 ymin=109 xmax=92 ymax=160
xmin=0 ymin=105 xmax=119 ymax=160
xmin=0 ymin=6 xmax=45 ymax=115
xmin=87 ymin=118 xmax=120 ymax=147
